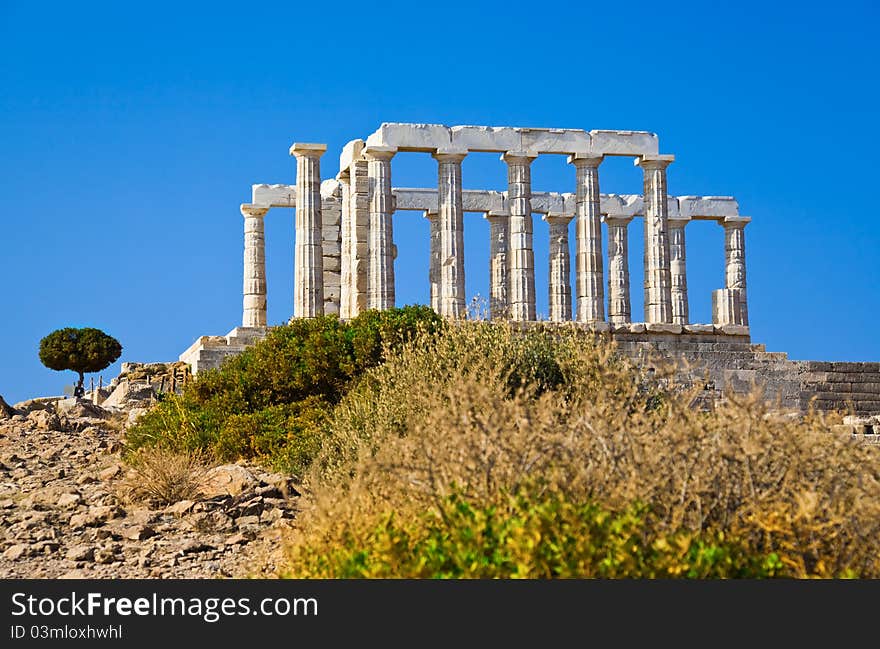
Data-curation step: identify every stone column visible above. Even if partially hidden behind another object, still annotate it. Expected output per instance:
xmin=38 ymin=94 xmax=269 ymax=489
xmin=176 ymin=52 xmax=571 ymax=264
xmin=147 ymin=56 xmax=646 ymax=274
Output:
xmin=669 ymin=217 xmax=690 ymax=325
xmin=433 ymin=150 xmax=467 ymax=318
xmin=544 ymin=213 xmax=573 ymax=322
xmin=569 ymin=154 xmax=605 ymax=323
xmin=337 ymin=170 xmax=352 ymax=320
xmin=605 ymin=215 xmax=633 ymax=325
xmin=349 ymin=157 xmax=370 ymax=316
xmin=424 ymin=210 xmax=440 ymax=313
xmin=241 ymin=204 xmax=269 ymax=327
xmin=365 ymin=146 xmax=397 ymax=311
xmin=290 ymin=143 xmax=327 ymax=318
xmin=637 ymin=154 xmax=675 ymax=324
xmin=502 ymin=151 xmax=537 ymax=321
xmin=484 ymin=211 xmax=509 ymax=319
xmin=713 ymin=216 xmax=750 ymax=326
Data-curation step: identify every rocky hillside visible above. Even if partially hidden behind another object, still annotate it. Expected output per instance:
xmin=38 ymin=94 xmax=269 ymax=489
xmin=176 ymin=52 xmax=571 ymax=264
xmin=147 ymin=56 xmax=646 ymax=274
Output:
xmin=0 ymin=377 xmax=297 ymax=578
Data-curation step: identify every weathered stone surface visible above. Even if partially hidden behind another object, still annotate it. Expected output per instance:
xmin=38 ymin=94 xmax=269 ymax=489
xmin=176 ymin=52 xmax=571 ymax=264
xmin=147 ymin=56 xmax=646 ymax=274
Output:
xmin=0 ymin=395 xmax=17 ymax=418
xmin=0 ymin=407 xmax=298 ymax=578
xmin=202 ymin=465 xmax=258 ymax=498
xmin=27 ymin=409 xmax=63 ymax=431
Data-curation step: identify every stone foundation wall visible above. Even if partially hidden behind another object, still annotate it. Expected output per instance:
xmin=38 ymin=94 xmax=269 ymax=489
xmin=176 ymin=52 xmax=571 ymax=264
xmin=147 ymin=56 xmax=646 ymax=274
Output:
xmin=179 ymin=325 xmax=880 ymax=416
xmin=610 ymin=332 xmax=880 ymax=415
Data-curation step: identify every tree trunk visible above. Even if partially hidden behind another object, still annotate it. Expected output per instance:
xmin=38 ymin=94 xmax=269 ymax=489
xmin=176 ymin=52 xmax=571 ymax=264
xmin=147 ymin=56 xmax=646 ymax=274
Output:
xmin=76 ymin=371 xmax=85 ymax=397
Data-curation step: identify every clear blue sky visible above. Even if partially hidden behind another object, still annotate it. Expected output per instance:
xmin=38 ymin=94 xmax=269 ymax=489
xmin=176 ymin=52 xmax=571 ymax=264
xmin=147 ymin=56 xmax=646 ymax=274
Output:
xmin=1 ymin=0 xmax=878 ymax=404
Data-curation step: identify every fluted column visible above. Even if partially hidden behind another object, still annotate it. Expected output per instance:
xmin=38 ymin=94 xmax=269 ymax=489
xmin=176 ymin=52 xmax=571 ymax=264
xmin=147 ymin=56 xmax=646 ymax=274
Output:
xmin=544 ymin=213 xmax=573 ymax=322
xmin=290 ymin=143 xmax=327 ymax=318
xmin=637 ymin=154 xmax=675 ymax=324
xmin=433 ymin=150 xmax=467 ymax=318
xmin=241 ymin=204 xmax=269 ymax=327
xmin=338 ymin=170 xmax=352 ymax=320
xmin=349 ymin=157 xmax=370 ymax=316
xmin=713 ymin=216 xmax=750 ymax=326
xmin=502 ymin=151 xmax=537 ymax=321
xmin=669 ymin=217 xmax=690 ymax=325
xmin=484 ymin=211 xmax=509 ymax=319
xmin=424 ymin=210 xmax=440 ymax=313
xmin=569 ymin=154 xmax=605 ymax=323
xmin=605 ymin=215 xmax=633 ymax=325
xmin=365 ymin=146 xmax=396 ymax=311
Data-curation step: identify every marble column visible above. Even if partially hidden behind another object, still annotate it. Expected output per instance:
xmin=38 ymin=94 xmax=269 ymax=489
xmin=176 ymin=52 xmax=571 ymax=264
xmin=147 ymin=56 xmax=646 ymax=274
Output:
xmin=713 ymin=216 xmax=750 ymax=326
xmin=605 ymin=215 xmax=633 ymax=325
xmin=240 ymin=204 xmax=269 ymax=327
xmin=290 ymin=143 xmax=326 ymax=318
xmin=424 ymin=210 xmax=440 ymax=313
xmin=637 ymin=154 xmax=675 ymax=324
xmin=484 ymin=211 xmax=509 ymax=319
xmin=544 ymin=213 xmax=573 ymax=322
xmin=669 ymin=217 xmax=690 ymax=325
xmin=349 ymin=157 xmax=370 ymax=316
xmin=502 ymin=151 xmax=537 ymax=321
xmin=337 ymin=170 xmax=352 ymax=320
xmin=433 ymin=150 xmax=467 ymax=318
xmin=365 ymin=146 xmax=397 ymax=311
xmin=569 ymin=154 xmax=605 ymax=323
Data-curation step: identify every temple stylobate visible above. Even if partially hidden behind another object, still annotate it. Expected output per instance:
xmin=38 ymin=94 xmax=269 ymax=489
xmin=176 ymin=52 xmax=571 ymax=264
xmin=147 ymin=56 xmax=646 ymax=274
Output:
xmin=245 ymin=123 xmax=750 ymax=332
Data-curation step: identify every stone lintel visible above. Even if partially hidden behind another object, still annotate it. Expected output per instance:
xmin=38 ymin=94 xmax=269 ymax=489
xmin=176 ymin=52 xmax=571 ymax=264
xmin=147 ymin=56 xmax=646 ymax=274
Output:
xmin=289 ymin=142 xmax=328 ymax=157
xmin=365 ymin=123 xmax=659 ymax=156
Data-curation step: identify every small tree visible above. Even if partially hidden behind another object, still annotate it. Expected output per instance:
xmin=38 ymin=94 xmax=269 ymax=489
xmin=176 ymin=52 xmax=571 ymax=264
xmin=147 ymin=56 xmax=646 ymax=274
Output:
xmin=39 ymin=327 xmax=122 ymax=397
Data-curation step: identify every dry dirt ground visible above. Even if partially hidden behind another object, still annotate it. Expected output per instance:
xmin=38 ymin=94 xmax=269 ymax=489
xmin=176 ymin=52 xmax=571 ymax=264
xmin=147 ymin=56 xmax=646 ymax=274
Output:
xmin=0 ymin=400 xmax=296 ymax=579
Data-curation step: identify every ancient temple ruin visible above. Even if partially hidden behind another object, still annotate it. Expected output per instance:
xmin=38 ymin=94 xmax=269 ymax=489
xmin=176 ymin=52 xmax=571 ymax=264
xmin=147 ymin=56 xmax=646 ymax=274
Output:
xmin=181 ymin=123 xmax=880 ymax=418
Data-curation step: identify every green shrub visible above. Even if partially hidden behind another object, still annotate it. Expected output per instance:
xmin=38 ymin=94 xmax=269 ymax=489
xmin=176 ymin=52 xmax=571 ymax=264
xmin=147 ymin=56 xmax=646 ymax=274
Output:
xmin=125 ymin=307 xmax=443 ymax=473
xmin=283 ymin=487 xmax=781 ymax=578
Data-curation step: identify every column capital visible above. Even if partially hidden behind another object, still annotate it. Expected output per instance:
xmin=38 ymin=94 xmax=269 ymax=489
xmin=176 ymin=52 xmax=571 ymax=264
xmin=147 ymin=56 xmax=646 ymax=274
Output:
xmin=432 ymin=148 xmax=468 ymax=163
xmin=289 ymin=142 xmax=327 ymax=157
xmin=335 ymin=167 xmax=351 ymax=181
xmin=543 ymin=212 xmax=574 ymax=226
xmin=668 ymin=215 xmax=692 ymax=226
xmin=484 ymin=210 xmax=508 ymax=220
xmin=603 ymin=214 xmax=634 ymax=226
xmin=423 ymin=209 xmax=438 ymax=220
xmin=567 ymin=152 xmax=604 ymax=167
xmin=363 ymin=145 xmax=397 ymax=161
xmin=500 ymin=150 xmax=538 ymax=165
xmin=240 ymin=204 xmax=270 ymax=218
xmin=722 ymin=215 xmax=751 ymax=228
xmin=635 ymin=153 xmax=675 ymax=170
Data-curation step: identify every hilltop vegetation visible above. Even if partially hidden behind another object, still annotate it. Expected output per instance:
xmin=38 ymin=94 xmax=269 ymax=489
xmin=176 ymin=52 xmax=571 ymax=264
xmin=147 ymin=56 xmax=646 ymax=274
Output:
xmin=126 ymin=309 xmax=880 ymax=578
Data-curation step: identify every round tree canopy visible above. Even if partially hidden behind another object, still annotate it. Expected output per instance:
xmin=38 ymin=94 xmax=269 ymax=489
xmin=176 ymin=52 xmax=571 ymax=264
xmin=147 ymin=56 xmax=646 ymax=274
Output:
xmin=39 ymin=327 xmax=123 ymax=375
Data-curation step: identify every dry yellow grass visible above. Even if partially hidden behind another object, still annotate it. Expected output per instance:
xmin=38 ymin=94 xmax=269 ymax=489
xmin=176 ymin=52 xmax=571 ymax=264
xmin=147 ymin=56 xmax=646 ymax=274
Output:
xmin=281 ymin=322 xmax=880 ymax=578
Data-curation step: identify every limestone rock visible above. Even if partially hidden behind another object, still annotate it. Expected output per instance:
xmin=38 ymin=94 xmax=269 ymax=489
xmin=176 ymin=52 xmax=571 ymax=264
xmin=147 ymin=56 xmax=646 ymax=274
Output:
xmin=27 ymin=409 xmax=63 ymax=431
xmin=66 ymin=544 xmax=95 ymax=562
xmin=120 ymin=525 xmax=156 ymax=541
xmin=202 ymin=464 xmax=257 ymax=498
xmin=55 ymin=398 xmax=109 ymax=420
xmin=3 ymin=544 xmax=30 ymax=560
xmin=0 ymin=395 xmax=17 ymax=418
